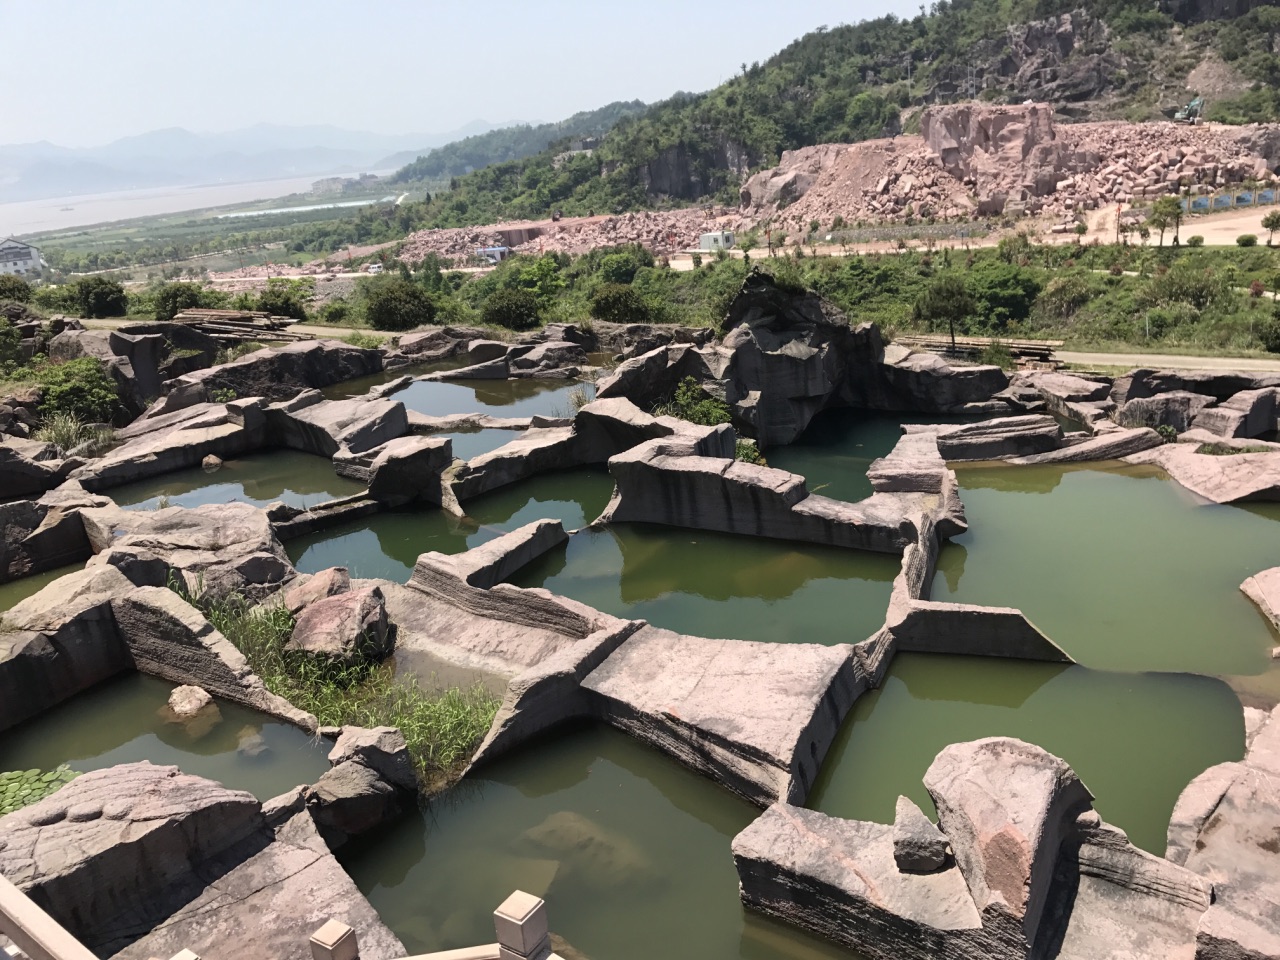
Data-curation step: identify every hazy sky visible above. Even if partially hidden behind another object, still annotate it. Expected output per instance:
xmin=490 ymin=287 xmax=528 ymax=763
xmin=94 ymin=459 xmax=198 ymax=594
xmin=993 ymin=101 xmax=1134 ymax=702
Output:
xmin=5 ymin=0 xmax=919 ymax=147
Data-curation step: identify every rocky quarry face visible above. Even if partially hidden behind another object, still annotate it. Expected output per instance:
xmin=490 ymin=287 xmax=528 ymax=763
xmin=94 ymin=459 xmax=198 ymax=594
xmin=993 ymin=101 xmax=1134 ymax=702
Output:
xmin=739 ymin=101 xmax=1280 ymax=231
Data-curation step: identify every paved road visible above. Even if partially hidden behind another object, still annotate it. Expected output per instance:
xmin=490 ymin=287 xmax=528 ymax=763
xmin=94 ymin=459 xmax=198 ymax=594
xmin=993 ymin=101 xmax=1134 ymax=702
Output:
xmin=1058 ymin=350 xmax=1280 ymax=372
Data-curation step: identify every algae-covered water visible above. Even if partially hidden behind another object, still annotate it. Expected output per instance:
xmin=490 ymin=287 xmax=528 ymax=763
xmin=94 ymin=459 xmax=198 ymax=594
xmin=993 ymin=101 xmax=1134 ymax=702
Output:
xmin=0 ymin=673 xmax=328 ymax=801
xmin=109 ymin=450 xmax=365 ymax=512
xmin=289 ymin=469 xmax=617 ymax=582
xmin=340 ymin=723 xmax=862 ymax=960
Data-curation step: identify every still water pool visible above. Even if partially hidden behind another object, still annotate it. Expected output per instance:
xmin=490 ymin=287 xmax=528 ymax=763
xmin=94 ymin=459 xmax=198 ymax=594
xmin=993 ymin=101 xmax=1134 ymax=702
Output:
xmin=109 ymin=450 xmax=365 ymax=512
xmin=0 ymin=673 xmax=328 ymax=801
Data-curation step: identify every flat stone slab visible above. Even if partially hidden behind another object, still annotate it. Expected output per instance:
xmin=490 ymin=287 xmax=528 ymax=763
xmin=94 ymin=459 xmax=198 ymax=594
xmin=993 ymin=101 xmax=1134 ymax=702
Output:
xmin=582 ymin=625 xmax=859 ymax=806
xmin=1127 ymin=444 xmax=1280 ymax=503
xmin=1009 ymin=427 xmax=1161 ymax=464
xmin=1241 ymin=566 xmax=1280 ymax=632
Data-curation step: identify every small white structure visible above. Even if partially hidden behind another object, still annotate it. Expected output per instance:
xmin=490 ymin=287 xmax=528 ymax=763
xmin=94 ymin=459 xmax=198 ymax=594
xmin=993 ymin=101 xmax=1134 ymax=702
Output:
xmin=0 ymin=238 xmax=43 ymax=278
xmin=699 ymin=231 xmax=735 ymax=252
xmin=364 ymin=262 xmax=384 ymax=275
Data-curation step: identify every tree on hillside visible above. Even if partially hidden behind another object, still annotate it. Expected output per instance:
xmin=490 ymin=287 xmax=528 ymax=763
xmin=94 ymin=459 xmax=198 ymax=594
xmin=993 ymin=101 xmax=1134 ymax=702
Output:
xmin=0 ymin=275 xmax=32 ymax=303
xmin=364 ymin=277 xmax=436 ymax=331
xmin=1148 ymin=196 xmax=1184 ymax=247
xmin=74 ymin=277 xmax=127 ymax=318
xmin=1263 ymin=210 xmax=1280 ymax=246
xmin=912 ymin=274 xmax=975 ymax=353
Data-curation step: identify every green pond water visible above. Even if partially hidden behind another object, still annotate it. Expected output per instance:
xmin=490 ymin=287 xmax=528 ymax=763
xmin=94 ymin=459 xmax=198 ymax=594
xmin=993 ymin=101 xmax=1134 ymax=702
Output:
xmin=340 ymin=722 xmax=862 ymax=960
xmin=809 ymin=654 xmax=1244 ymax=854
xmin=0 ymin=673 xmax=328 ymax=801
xmin=387 ymin=378 xmax=594 ymax=419
xmin=109 ymin=450 xmax=365 ymax=512
xmin=0 ymin=563 xmax=83 ymax=612
xmin=288 ymin=468 xmax=617 ymax=583
xmin=510 ymin=525 xmax=900 ymax=646
xmin=443 ymin=428 xmax=525 ymax=461
xmin=932 ymin=462 xmax=1280 ymax=676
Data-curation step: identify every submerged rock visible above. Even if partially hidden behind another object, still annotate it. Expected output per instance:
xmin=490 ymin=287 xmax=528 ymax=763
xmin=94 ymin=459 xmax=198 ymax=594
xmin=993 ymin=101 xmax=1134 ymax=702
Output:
xmin=516 ymin=811 xmax=656 ymax=888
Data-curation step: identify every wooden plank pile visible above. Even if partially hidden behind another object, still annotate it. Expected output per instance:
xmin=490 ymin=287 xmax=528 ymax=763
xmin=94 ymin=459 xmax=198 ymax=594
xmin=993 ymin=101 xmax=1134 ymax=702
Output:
xmin=893 ymin=334 xmax=1063 ymax=365
xmin=170 ymin=309 xmax=312 ymax=344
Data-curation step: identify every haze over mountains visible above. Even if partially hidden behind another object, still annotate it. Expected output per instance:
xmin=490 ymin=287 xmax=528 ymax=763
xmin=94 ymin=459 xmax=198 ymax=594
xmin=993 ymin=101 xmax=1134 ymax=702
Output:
xmin=0 ymin=121 xmax=522 ymax=203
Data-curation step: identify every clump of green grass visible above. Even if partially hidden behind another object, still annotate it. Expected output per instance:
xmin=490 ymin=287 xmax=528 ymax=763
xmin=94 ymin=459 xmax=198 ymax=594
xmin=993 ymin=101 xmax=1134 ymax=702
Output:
xmin=342 ymin=331 xmax=386 ymax=349
xmin=33 ymin=411 xmax=114 ymax=456
xmin=0 ymin=765 xmax=79 ymax=815
xmin=735 ymin=439 xmax=767 ymax=465
xmin=1196 ymin=442 xmax=1276 ymax=456
xmin=977 ymin=341 xmax=1016 ymax=370
xmin=172 ymin=582 xmax=498 ymax=786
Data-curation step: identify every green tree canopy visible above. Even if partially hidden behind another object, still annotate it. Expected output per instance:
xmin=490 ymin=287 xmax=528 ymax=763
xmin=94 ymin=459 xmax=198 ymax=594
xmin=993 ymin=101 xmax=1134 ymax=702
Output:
xmin=0 ymin=275 xmax=32 ymax=303
xmin=913 ymin=273 xmax=976 ymax=348
xmin=363 ymin=277 xmax=437 ymax=331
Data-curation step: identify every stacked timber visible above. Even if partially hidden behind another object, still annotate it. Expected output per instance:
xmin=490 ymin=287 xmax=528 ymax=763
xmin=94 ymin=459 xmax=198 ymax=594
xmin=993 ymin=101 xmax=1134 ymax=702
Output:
xmin=170 ymin=309 xmax=311 ymax=344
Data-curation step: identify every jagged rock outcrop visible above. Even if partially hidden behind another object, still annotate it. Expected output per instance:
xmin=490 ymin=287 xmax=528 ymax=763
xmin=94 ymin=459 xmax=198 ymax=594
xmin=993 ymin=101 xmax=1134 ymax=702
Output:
xmin=733 ymin=738 xmax=1211 ymax=960
xmin=1167 ymin=703 xmax=1280 ymax=959
xmin=1191 ymin=387 xmax=1279 ymax=438
xmin=305 ymin=726 xmax=416 ymax=848
xmin=81 ymin=501 xmax=294 ymax=600
xmin=0 ymin=763 xmax=405 ymax=960
xmin=0 ymin=480 xmax=107 ymax=583
xmin=0 ymin=436 xmax=83 ymax=501
xmin=159 ymin=340 xmax=383 ymax=408
xmin=894 ymin=795 xmax=950 ymax=873
xmin=922 ymin=416 xmax=1063 ymax=461
xmin=1116 ymin=390 xmax=1217 ymax=432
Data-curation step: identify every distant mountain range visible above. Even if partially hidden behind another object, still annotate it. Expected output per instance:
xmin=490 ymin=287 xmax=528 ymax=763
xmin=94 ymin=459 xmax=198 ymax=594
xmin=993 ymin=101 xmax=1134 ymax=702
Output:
xmin=0 ymin=121 xmax=522 ymax=203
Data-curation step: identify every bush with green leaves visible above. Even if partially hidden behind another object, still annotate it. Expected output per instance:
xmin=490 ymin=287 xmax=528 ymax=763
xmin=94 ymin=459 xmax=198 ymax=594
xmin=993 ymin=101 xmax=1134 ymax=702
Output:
xmin=0 ymin=321 xmax=21 ymax=368
xmin=1260 ymin=310 xmax=1280 ymax=353
xmin=482 ymin=287 xmax=541 ymax=330
xmin=150 ymin=281 xmax=225 ymax=321
xmin=342 ymin=331 xmax=385 ymax=349
xmin=256 ymin=277 xmax=313 ymax=320
xmin=34 ymin=358 xmax=120 ymax=422
xmin=0 ymin=275 xmax=32 ymax=303
xmin=589 ymin=283 xmax=651 ymax=324
xmin=1186 ymin=235 xmax=1205 ymax=247
xmin=33 ymin=411 xmax=114 ymax=455
xmin=596 ymin=251 xmax=645 ymax=285
xmin=75 ymin=276 xmax=128 ymax=318
xmin=654 ymin=377 xmax=732 ymax=426
xmin=1238 ymin=234 xmax=1259 ymax=247
xmin=363 ymin=277 xmax=436 ymax=331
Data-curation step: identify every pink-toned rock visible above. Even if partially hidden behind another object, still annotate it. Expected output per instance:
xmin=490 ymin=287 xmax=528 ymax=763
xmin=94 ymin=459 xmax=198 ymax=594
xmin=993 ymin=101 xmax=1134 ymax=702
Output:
xmin=282 ymin=567 xmax=351 ymax=615
xmin=285 ymin=585 xmax=391 ymax=665
xmin=1127 ymin=444 xmax=1280 ymax=503
xmin=167 ymin=684 xmax=214 ymax=718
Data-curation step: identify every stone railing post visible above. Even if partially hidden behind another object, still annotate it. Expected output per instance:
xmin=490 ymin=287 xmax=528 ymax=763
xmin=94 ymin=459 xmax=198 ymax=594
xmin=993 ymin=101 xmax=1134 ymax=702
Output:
xmin=493 ymin=891 xmax=551 ymax=960
xmin=310 ymin=920 xmax=358 ymax=960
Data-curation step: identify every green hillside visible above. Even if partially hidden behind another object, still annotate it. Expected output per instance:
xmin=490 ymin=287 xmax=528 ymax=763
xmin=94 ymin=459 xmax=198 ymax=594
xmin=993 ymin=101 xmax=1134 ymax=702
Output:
xmin=391 ymin=100 xmax=648 ymax=183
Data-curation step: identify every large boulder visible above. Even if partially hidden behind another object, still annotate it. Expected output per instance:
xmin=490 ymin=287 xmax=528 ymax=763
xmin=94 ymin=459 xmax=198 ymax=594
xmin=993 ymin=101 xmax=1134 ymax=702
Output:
xmin=0 ymin=480 xmax=106 ymax=583
xmin=894 ymin=795 xmax=950 ymax=873
xmin=923 ymin=738 xmax=1094 ymax=943
xmin=282 ymin=566 xmax=351 ymax=614
xmin=305 ymin=726 xmax=416 ymax=848
xmin=285 ymin=586 xmax=392 ymax=666
xmin=0 ymin=439 xmax=81 ymax=501
xmin=1116 ymin=390 xmax=1217 ymax=432
xmin=1191 ymin=387 xmax=1279 ymax=439
xmin=81 ymin=501 xmax=294 ymax=600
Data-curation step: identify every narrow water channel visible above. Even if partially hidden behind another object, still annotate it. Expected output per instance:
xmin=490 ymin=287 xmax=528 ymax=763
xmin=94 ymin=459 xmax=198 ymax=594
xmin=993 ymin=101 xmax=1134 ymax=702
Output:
xmin=340 ymin=723 xmax=866 ymax=960
xmin=381 ymin=378 xmax=593 ymax=419
xmin=109 ymin=450 xmax=365 ymax=512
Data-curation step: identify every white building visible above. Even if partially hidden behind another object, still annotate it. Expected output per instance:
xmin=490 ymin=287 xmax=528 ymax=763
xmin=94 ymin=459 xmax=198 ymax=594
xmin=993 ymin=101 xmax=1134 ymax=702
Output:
xmin=699 ymin=231 xmax=735 ymax=252
xmin=0 ymin=238 xmax=44 ymax=278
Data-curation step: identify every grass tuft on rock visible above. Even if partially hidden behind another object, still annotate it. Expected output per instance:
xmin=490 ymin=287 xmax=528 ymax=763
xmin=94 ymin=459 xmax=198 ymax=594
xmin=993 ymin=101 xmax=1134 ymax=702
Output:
xmin=1195 ymin=442 xmax=1276 ymax=456
xmin=173 ymin=582 xmax=499 ymax=787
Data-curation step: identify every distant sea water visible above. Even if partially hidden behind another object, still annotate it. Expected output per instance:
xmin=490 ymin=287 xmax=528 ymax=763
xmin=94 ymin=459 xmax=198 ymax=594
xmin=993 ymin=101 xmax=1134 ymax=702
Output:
xmin=0 ymin=175 xmax=358 ymax=235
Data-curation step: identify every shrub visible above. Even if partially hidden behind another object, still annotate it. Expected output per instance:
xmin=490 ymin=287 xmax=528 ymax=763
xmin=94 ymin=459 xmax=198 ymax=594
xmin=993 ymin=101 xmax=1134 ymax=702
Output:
xmin=1156 ymin=424 xmax=1178 ymax=443
xmin=33 ymin=411 xmax=114 ymax=455
xmin=589 ymin=283 xmax=651 ymax=324
xmin=317 ymin=298 xmax=350 ymax=325
xmin=653 ymin=377 xmax=732 ymax=426
xmin=1261 ymin=311 xmax=1280 ymax=353
xmin=34 ymin=358 xmax=119 ymax=421
xmin=1251 ymin=279 xmax=1267 ymax=298
xmin=735 ymin=439 xmax=767 ymax=465
xmin=0 ymin=275 xmax=32 ymax=303
xmin=364 ymin=278 xmax=436 ymax=331
xmin=1186 ymin=235 xmax=1205 ymax=247
xmin=150 ymin=281 xmax=223 ymax=321
xmin=74 ymin=277 xmax=127 ymax=318
xmin=596 ymin=251 xmax=644 ymax=285
xmin=1238 ymin=234 xmax=1259 ymax=247
xmin=978 ymin=341 xmax=1016 ymax=370
xmin=482 ymin=288 xmax=541 ymax=330
xmin=342 ymin=331 xmax=385 ymax=349
xmin=256 ymin=277 xmax=312 ymax=321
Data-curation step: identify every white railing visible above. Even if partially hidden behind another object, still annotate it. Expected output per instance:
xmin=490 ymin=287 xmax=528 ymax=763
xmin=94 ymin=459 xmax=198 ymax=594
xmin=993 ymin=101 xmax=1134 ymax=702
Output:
xmin=0 ymin=874 xmax=98 ymax=960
